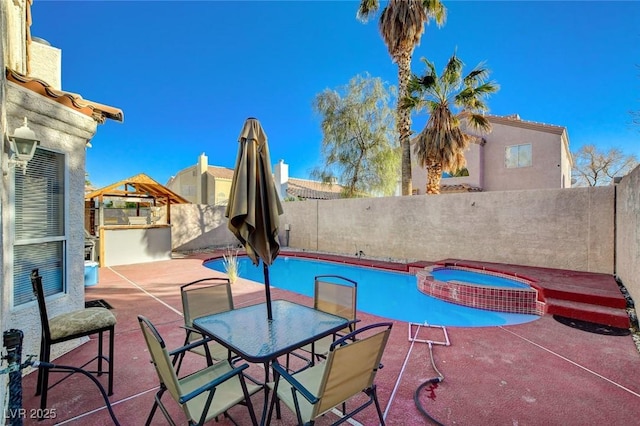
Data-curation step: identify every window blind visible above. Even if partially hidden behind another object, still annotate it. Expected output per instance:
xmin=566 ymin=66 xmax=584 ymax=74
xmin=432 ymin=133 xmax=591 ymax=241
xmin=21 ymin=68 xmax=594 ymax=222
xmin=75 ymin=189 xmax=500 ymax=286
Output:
xmin=13 ymin=148 xmax=66 ymax=306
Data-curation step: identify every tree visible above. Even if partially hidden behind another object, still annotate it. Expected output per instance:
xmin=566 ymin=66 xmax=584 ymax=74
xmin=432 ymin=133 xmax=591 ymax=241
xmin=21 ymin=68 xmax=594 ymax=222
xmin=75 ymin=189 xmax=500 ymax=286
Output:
xmin=404 ymin=53 xmax=498 ymax=194
xmin=312 ymin=74 xmax=400 ymax=197
xmin=572 ymin=145 xmax=638 ymax=186
xmin=357 ymin=0 xmax=446 ymax=196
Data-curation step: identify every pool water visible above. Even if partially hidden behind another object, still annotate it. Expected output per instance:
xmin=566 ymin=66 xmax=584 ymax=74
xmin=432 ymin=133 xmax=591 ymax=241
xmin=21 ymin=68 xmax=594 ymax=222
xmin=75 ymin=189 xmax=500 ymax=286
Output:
xmin=205 ymin=256 xmax=539 ymax=327
xmin=430 ymin=268 xmax=530 ymax=289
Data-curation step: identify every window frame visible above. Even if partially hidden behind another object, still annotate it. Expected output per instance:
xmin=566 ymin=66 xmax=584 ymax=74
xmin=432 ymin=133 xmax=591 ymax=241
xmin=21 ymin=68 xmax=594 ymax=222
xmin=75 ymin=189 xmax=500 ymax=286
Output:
xmin=505 ymin=143 xmax=532 ymax=168
xmin=11 ymin=146 xmax=68 ymax=307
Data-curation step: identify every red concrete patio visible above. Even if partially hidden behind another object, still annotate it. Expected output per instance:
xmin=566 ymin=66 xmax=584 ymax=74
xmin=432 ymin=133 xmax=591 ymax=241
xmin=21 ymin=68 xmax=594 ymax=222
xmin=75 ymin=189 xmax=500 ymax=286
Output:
xmin=18 ymin=254 xmax=640 ymax=425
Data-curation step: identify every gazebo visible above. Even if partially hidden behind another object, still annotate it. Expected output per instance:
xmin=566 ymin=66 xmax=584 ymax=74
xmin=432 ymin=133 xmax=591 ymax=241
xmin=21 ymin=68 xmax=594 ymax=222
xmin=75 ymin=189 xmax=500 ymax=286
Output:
xmin=84 ymin=174 xmax=189 ymax=266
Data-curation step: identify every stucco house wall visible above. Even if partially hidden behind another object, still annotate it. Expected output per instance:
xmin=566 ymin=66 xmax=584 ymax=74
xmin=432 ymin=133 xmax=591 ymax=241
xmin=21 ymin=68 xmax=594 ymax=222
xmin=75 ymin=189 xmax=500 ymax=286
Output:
xmin=1 ymin=0 xmax=122 ymax=407
xmin=482 ymin=120 xmax=569 ymax=191
xmin=212 ymin=177 xmax=232 ymax=206
xmin=412 ymin=115 xmax=572 ymax=193
xmin=28 ymin=37 xmax=61 ymax=89
xmin=615 ymin=164 xmax=640 ymax=307
xmin=1 ymin=82 xmax=99 ymax=403
xmin=168 ymin=166 xmax=199 ymax=203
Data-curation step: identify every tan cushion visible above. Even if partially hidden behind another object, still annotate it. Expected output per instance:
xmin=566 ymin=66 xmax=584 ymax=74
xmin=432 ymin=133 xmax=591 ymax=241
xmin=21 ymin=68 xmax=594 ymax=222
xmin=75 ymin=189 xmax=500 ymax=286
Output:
xmin=49 ymin=307 xmax=116 ymax=341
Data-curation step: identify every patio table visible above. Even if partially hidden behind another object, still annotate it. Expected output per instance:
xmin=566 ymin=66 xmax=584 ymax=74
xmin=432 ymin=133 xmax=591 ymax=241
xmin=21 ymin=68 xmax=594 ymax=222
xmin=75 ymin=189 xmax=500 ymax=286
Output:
xmin=193 ymin=299 xmax=352 ymax=425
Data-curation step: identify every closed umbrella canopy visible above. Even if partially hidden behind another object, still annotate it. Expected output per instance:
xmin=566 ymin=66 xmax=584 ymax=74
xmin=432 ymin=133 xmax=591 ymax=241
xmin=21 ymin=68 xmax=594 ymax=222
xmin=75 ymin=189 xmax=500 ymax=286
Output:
xmin=226 ymin=118 xmax=283 ymax=319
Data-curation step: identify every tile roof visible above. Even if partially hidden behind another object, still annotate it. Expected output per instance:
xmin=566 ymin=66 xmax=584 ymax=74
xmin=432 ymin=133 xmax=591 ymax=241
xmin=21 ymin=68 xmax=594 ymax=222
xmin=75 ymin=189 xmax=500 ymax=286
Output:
xmin=206 ymin=166 xmax=235 ymax=179
xmin=486 ymin=114 xmax=565 ymax=135
xmin=6 ymin=68 xmax=124 ymax=124
xmin=203 ymin=165 xmax=346 ymax=200
xmin=287 ymin=178 xmax=344 ymax=200
xmin=440 ymin=183 xmax=483 ymax=193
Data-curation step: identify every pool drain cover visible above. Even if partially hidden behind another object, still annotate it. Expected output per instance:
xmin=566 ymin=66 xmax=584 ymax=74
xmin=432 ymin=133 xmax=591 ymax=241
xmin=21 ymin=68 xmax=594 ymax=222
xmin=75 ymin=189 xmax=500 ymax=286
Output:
xmin=553 ymin=315 xmax=630 ymax=336
xmin=85 ymin=299 xmax=113 ymax=310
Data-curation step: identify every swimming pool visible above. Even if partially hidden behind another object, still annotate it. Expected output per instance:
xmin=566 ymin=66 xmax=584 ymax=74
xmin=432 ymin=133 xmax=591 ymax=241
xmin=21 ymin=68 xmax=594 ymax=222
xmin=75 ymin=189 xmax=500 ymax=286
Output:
xmin=205 ymin=256 xmax=539 ymax=327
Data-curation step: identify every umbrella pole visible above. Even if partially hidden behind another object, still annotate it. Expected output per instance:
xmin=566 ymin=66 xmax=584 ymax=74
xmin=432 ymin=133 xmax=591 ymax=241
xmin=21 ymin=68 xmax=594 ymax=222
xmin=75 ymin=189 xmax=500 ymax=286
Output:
xmin=263 ymin=262 xmax=273 ymax=320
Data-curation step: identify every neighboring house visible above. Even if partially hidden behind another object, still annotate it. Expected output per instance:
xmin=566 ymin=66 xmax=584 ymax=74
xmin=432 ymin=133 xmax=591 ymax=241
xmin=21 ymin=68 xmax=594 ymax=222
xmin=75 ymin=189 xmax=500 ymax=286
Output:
xmin=167 ymin=155 xmax=344 ymax=204
xmin=0 ymin=0 xmax=123 ymax=405
xmin=167 ymin=153 xmax=234 ymax=206
xmin=273 ymin=159 xmax=344 ymax=201
xmin=411 ymin=114 xmax=572 ymax=194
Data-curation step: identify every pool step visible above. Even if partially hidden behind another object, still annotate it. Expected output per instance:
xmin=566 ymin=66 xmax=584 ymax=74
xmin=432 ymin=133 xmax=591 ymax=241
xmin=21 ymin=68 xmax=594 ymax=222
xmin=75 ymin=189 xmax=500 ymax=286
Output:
xmin=545 ymin=297 xmax=630 ymax=329
xmin=543 ymin=287 xmax=627 ymax=310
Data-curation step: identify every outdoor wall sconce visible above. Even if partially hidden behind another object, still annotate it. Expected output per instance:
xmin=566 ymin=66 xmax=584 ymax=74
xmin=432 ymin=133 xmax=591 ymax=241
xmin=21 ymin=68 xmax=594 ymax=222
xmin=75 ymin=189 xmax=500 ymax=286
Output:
xmin=3 ymin=117 xmax=40 ymax=176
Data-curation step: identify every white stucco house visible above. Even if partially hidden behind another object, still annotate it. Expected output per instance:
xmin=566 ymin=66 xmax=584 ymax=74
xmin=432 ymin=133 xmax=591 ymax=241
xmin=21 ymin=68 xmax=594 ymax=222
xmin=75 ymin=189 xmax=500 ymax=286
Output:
xmin=1 ymin=0 xmax=123 ymax=406
xmin=167 ymin=154 xmax=345 ymax=204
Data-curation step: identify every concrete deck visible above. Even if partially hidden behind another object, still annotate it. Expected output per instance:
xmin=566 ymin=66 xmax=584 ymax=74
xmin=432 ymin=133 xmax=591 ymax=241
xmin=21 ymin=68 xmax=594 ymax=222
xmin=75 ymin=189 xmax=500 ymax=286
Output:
xmin=18 ymin=255 xmax=640 ymax=425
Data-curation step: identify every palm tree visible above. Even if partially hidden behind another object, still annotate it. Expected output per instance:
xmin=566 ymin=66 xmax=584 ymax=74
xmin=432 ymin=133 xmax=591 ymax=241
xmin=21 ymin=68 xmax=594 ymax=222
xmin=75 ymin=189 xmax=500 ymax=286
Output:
xmin=404 ymin=53 xmax=498 ymax=194
xmin=357 ymin=0 xmax=446 ymax=196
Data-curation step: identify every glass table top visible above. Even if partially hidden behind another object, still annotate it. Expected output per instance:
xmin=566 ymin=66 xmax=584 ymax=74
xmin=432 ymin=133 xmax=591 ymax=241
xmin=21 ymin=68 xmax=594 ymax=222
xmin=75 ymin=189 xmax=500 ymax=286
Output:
xmin=193 ymin=299 xmax=350 ymax=363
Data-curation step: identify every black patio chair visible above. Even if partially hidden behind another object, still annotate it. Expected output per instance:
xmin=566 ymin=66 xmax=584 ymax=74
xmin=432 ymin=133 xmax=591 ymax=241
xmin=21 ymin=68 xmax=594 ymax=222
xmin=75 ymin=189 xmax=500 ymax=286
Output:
xmin=30 ymin=268 xmax=116 ymax=411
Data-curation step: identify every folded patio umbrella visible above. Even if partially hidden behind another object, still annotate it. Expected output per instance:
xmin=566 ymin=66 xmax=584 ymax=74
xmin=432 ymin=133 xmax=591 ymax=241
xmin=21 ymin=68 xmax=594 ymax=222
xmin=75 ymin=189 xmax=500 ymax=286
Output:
xmin=226 ymin=117 xmax=283 ymax=320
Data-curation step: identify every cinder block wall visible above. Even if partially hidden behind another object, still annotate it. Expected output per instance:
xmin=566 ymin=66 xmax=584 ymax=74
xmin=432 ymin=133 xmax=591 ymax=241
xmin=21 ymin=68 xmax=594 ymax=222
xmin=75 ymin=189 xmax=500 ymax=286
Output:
xmin=280 ymin=187 xmax=615 ymax=274
xmin=171 ymin=204 xmax=238 ymax=251
xmin=615 ymin=165 xmax=640 ymax=305
xmin=173 ymin=186 xmax=615 ymax=273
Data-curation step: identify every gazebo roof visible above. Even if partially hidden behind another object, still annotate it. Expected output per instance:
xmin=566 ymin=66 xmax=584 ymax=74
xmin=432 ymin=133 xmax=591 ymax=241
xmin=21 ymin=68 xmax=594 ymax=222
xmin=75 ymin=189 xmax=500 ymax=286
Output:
xmin=84 ymin=173 xmax=189 ymax=205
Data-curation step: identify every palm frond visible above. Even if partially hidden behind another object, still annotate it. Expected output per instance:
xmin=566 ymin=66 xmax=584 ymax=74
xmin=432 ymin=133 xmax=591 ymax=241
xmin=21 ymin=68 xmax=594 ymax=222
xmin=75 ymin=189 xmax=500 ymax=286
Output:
xmin=400 ymin=93 xmax=422 ymax=111
xmin=463 ymin=66 xmax=489 ymax=86
xmin=379 ymin=0 xmax=428 ymax=57
xmin=422 ymin=0 xmax=447 ymax=26
xmin=406 ymin=74 xmax=425 ymax=94
xmin=419 ymin=57 xmax=438 ymax=80
xmin=474 ymin=81 xmax=499 ymax=95
xmin=356 ymin=0 xmax=380 ymax=22
xmin=442 ymin=53 xmax=463 ymax=86
xmin=420 ymin=74 xmax=436 ymax=88
xmin=466 ymin=114 xmax=492 ymax=133
xmin=408 ymin=51 xmax=499 ymax=182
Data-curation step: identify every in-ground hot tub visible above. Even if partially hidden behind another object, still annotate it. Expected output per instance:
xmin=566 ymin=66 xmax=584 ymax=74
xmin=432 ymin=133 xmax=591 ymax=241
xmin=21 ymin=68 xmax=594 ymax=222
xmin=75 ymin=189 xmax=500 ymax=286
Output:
xmin=416 ymin=263 xmax=545 ymax=316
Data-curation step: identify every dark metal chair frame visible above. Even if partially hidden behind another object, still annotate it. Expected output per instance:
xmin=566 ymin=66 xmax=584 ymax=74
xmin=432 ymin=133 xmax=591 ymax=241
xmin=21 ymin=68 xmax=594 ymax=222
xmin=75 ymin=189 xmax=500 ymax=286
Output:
xmin=268 ymin=322 xmax=393 ymax=426
xmin=176 ymin=277 xmax=236 ymax=372
xmin=30 ymin=268 xmax=115 ymax=411
xmin=138 ymin=315 xmax=259 ymax=426
xmin=303 ymin=275 xmax=358 ymax=362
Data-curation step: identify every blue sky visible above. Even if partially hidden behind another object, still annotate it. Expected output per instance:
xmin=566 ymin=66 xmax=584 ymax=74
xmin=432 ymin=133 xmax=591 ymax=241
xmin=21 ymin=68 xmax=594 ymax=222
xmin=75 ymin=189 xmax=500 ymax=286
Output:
xmin=31 ymin=1 xmax=639 ymax=189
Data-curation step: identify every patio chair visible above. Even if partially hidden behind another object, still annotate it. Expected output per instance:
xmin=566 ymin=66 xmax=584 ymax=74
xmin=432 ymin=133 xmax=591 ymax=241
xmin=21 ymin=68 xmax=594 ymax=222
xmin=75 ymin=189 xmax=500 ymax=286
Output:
xmin=30 ymin=268 xmax=116 ymax=411
xmin=267 ymin=322 xmax=393 ymax=426
xmin=176 ymin=278 xmax=237 ymax=373
xmin=138 ymin=315 xmax=260 ymax=426
xmin=298 ymin=275 xmax=358 ymax=362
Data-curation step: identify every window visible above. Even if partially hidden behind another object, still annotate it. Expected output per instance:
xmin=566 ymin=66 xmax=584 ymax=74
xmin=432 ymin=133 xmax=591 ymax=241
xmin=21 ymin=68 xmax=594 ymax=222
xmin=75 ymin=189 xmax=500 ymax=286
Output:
xmin=505 ymin=144 xmax=532 ymax=168
xmin=443 ymin=168 xmax=470 ymax=178
xmin=181 ymin=185 xmax=196 ymax=196
xmin=215 ymin=192 xmax=228 ymax=206
xmin=13 ymin=148 xmax=66 ymax=306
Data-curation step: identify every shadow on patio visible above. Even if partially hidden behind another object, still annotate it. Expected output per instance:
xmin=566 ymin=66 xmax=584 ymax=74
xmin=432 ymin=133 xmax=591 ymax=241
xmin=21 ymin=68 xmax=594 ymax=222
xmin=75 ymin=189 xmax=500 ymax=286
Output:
xmin=17 ymin=256 xmax=640 ymax=425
